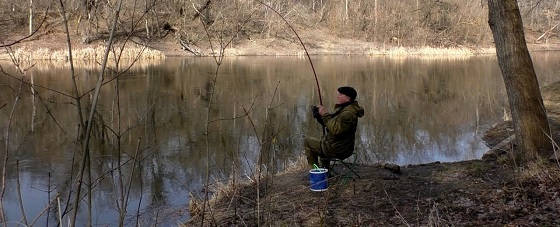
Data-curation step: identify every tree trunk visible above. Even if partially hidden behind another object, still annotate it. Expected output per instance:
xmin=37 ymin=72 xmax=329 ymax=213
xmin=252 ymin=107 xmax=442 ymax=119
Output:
xmin=29 ymin=0 xmax=33 ymax=35
xmin=374 ymin=0 xmax=377 ymax=26
xmin=345 ymin=0 xmax=349 ymax=22
xmin=145 ymin=18 xmax=150 ymax=38
xmin=416 ymin=0 xmax=419 ymax=26
xmin=30 ymin=71 xmax=36 ymax=133
xmin=488 ymin=0 xmax=552 ymax=160
xmin=312 ymin=0 xmax=315 ymax=12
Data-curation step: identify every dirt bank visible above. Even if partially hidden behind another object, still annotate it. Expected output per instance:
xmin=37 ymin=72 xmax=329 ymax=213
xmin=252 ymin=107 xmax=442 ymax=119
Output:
xmin=185 ymin=159 xmax=559 ymax=226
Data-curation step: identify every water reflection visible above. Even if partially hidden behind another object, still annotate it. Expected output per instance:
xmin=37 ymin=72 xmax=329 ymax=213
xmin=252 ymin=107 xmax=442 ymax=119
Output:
xmin=1 ymin=53 xmax=560 ymax=225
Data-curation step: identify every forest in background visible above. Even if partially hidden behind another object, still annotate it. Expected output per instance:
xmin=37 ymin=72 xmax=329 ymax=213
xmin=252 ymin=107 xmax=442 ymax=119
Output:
xmin=0 ymin=0 xmax=559 ymax=226
xmin=1 ymin=0 xmax=559 ymax=52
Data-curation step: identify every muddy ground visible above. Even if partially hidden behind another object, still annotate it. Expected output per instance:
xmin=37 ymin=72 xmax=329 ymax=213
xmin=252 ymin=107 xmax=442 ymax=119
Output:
xmin=186 ymin=159 xmax=559 ymax=226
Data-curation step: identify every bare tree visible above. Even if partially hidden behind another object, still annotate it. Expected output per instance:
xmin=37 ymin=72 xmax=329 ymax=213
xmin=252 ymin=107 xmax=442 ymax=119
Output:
xmin=488 ymin=0 xmax=552 ymax=161
xmin=29 ymin=0 xmax=33 ymax=35
xmin=70 ymin=0 xmax=124 ymax=225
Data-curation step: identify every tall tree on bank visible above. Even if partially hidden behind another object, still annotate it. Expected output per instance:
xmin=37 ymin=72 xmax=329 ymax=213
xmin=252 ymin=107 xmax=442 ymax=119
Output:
xmin=488 ymin=0 xmax=552 ymax=161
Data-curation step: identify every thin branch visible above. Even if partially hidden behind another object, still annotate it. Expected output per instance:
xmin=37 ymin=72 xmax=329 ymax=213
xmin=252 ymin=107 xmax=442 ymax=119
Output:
xmin=77 ymin=44 xmax=148 ymax=100
xmin=90 ymin=148 xmax=153 ymax=191
xmin=0 ymin=1 xmax=53 ymax=48
xmin=120 ymin=138 xmax=142 ymax=226
xmin=0 ymin=64 xmax=68 ymax=133
xmin=33 ymin=88 xmax=68 ymax=134
xmin=0 ymin=65 xmax=75 ymax=99
xmin=59 ymin=129 xmax=80 ymax=220
xmin=16 ymin=160 xmax=29 ymax=226
xmin=46 ymin=171 xmax=51 ymax=227
xmin=57 ymin=0 xmax=85 ymax=131
xmin=208 ymin=99 xmax=257 ymax=123
xmin=198 ymin=8 xmax=256 ymax=226
xmin=242 ymin=106 xmax=262 ymax=146
xmin=241 ymin=104 xmax=264 ymax=226
xmin=523 ymin=0 xmax=544 ymax=17
xmin=201 ymin=63 xmax=220 ymax=227
xmin=57 ymin=196 xmax=62 ymax=227
xmin=70 ymin=0 xmax=124 ymax=225
xmin=0 ymin=76 xmax=24 ymax=226
xmin=29 ymin=193 xmax=60 ymax=226
xmin=58 ymin=148 xmax=154 ymax=221
xmin=383 ymin=187 xmax=410 ymax=227
xmin=135 ymin=147 xmax=144 ymax=227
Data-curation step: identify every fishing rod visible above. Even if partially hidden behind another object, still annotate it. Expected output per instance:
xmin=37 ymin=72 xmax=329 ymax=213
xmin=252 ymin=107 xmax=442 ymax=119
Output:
xmin=253 ymin=0 xmax=323 ymax=105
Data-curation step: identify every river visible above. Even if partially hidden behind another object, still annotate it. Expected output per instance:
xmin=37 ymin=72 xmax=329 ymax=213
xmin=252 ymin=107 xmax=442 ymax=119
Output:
xmin=1 ymin=53 xmax=559 ymax=226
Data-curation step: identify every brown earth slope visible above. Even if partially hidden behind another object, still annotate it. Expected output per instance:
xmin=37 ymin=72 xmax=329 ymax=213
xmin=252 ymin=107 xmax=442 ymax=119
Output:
xmin=186 ymin=160 xmax=559 ymax=226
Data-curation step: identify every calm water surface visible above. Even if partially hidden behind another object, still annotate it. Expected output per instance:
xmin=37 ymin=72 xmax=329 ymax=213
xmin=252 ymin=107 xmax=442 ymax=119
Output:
xmin=1 ymin=53 xmax=560 ymax=225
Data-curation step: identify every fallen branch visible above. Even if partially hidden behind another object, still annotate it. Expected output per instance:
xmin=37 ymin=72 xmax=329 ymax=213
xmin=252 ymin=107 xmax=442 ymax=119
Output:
xmin=536 ymin=23 xmax=560 ymax=42
xmin=178 ymin=37 xmax=202 ymax=56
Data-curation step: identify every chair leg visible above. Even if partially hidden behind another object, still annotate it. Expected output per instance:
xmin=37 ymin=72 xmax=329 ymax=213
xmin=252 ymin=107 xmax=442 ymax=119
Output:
xmin=341 ymin=161 xmax=360 ymax=179
xmin=329 ymin=160 xmax=339 ymax=175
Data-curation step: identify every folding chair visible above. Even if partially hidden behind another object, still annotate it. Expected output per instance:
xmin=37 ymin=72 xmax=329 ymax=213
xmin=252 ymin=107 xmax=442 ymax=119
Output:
xmin=330 ymin=153 xmax=360 ymax=179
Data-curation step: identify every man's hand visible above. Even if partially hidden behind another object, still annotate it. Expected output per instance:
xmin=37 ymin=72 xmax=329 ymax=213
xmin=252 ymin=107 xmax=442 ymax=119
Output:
xmin=311 ymin=105 xmax=325 ymax=126
xmin=317 ymin=105 xmax=327 ymax=116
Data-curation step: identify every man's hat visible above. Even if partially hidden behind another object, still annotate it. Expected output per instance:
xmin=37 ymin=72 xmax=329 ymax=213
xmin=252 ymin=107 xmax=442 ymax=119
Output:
xmin=337 ymin=86 xmax=357 ymax=101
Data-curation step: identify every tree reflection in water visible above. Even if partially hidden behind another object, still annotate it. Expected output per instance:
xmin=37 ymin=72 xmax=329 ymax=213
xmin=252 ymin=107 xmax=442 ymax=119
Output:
xmin=1 ymin=53 xmax=560 ymax=225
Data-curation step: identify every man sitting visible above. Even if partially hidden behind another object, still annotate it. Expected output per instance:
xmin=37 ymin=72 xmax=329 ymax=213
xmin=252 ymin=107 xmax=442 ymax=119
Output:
xmin=305 ymin=86 xmax=364 ymax=169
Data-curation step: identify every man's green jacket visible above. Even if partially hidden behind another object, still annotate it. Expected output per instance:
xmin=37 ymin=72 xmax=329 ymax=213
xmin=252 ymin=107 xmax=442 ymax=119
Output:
xmin=320 ymin=101 xmax=364 ymax=159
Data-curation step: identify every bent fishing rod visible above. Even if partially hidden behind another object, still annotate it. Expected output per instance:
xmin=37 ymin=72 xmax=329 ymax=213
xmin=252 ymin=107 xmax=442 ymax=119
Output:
xmin=253 ymin=0 xmax=324 ymax=106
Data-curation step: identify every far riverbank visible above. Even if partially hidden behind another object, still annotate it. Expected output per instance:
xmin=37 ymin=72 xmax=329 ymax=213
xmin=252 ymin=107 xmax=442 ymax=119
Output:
xmin=3 ymin=30 xmax=560 ymax=61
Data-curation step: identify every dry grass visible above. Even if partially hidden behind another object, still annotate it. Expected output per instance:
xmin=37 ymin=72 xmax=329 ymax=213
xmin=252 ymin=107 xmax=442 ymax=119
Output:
xmin=368 ymin=46 xmax=496 ymax=57
xmin=188 ymin=156 xmax=307 ymax=223
xmin=0 ymin=45 xmax=166 ymax=72
xmin=518 ymin=160 xmax=560 ymax=185
xmin=278 ymin=156 xmax=308 ymax=174
xmin=0 ymin=45 xmax=165 ymax=61
xmin=31 ymin=58 xmax=165 ymax=71
xmin=188 ymin=171 xmax=253 ymax=218
xmin=188 ymin=176 xmax=249 ymax=219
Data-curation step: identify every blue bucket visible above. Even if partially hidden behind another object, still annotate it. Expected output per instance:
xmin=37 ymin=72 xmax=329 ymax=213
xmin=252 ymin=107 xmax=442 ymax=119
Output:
xmin=309 ymin=168 xmax=328 ymax=192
